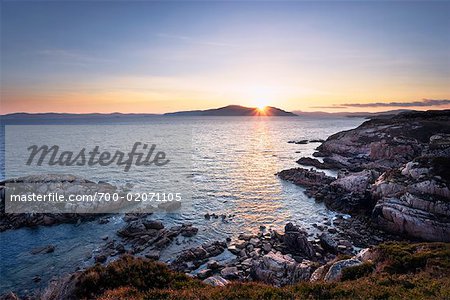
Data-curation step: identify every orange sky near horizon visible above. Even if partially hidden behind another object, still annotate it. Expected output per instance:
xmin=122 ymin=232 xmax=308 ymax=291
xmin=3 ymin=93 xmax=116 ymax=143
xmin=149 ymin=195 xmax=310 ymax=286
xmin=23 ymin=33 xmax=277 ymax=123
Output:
xmin=1 ymin=1 xmax=449 ymax=115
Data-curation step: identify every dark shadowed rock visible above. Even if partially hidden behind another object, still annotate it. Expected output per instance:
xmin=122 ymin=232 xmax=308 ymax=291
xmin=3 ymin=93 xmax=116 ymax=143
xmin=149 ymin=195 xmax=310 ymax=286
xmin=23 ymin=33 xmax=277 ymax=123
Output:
xmin=283 ymin=223 xmax=315 ymax=258
xmin=31 ymin=245 xmax=55 ymax=255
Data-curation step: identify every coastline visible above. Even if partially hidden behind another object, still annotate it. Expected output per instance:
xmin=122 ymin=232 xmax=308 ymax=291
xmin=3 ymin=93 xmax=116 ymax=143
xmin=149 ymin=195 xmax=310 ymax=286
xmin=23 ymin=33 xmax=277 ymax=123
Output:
xmin=1 ymin=110 xmax=449 ymax=299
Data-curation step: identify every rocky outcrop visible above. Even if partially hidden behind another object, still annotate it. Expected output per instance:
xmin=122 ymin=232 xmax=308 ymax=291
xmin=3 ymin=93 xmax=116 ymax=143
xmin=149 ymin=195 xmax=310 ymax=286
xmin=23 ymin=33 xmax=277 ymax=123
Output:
xmin=323 ymin=258 xmax=362 ymax=281
xmin=117 ymin=218 xmax=199 ymax=255
xmin=203 ymin=276 xmax=230 ymax=287
xmin=0 ymin=174 xmax=134 ymax=231
xmin=283 ymin=223 xmax=315 ymax=258
xmin=251 ymin=251 xmax=313 ymax=286
xmin=315 ymin=110 xmax=450 ymax=171
xmin=280 ymin=110 xmax=450 ymax=242
xmin=171 ymin=241 xmax=227 ymax=272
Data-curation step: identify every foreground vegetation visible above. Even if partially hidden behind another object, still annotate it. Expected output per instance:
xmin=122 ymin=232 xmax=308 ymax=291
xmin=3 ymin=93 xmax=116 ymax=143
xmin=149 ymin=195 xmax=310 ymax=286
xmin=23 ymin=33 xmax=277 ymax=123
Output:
xmin=72 ymin=242 xmax=450 ymax=300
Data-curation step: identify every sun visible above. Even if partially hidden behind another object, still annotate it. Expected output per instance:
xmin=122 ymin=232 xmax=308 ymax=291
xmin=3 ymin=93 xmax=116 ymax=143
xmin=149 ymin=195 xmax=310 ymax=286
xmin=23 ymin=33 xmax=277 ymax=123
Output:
xmin=254 ymin=99 xmax=270 ymax=111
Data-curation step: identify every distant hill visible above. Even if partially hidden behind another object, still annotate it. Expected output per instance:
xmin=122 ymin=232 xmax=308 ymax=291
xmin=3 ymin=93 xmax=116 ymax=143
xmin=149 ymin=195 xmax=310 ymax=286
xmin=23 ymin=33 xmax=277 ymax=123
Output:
xmin=165 ymin=105 xmax=297 ymax=116
xmin=292 ymin=109 xmax=413 ymax=118
xmin=1 ymin=112 xmax=158 ymax=119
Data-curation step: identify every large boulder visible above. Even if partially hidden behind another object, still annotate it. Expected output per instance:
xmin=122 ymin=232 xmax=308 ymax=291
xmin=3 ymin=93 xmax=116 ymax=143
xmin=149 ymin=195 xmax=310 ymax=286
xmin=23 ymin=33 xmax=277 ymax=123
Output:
xmin=324 ymin=259 xmax=362 ymax=281
xmin=252 ymin=251 xmax=313 ymax=286
xmin=283 ymin=223 xmax=315 ymax=258
xmin=203 ymin=276 xmax=230 ymax=287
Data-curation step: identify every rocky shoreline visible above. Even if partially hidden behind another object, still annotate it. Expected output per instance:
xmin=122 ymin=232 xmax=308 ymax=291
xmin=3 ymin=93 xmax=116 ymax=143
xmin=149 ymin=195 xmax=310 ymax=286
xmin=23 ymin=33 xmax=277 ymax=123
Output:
xmin=283 ymin=110 xmax=450 ymax=242
xmin=2 ymin=110 xmax=450 ymax=299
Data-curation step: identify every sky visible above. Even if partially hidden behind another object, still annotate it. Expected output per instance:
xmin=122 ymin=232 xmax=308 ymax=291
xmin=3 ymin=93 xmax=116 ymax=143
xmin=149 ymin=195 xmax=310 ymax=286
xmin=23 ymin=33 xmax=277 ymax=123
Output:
xmin=1 ymin=1 xmax=449 ymax=114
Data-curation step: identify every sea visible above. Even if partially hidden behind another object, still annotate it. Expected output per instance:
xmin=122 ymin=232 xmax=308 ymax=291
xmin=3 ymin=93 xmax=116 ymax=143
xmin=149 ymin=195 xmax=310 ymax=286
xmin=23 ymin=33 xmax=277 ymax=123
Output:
xmin=0 ymin=116 xmax=365 ymax=295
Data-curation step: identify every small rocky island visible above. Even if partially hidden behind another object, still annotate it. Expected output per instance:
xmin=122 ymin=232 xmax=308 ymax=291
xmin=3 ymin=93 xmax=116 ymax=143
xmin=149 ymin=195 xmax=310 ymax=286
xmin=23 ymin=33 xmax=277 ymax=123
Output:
xmin=1 ymin=110 xmax=450 ymax=300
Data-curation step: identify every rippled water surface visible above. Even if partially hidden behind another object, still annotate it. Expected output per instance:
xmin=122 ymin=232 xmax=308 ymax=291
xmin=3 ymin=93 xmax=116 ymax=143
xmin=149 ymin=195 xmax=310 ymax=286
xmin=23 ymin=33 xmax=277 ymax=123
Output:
xmin=0 ymin=116 xmax=365 ymax=294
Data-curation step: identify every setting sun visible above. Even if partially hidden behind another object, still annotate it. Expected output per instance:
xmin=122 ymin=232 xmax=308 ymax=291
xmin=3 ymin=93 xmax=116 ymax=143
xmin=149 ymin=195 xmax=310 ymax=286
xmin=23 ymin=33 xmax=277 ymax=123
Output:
xmin=254 ymin=99 xmax=270 ymax=111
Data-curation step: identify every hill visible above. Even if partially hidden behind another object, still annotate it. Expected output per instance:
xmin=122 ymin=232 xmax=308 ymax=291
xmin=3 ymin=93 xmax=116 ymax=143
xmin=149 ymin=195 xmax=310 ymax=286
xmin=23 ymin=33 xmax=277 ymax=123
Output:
xmin=164 ymin=105 xmax=297 ymax=116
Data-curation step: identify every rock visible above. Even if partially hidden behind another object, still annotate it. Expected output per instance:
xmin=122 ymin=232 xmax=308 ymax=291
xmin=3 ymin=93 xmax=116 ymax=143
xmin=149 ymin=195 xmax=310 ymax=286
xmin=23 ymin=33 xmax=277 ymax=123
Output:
xmin=262 ymin=242 xmax=272 ymax=252
xmin=145 ymin=250 xmax=161 ymax=260
xmin=310 ymin=265 xmax=327 ymax=282
xmin=115 ymin=243 xmax=126 ymax=254
xmin=249 ymin=238 xmax=260 ymax=246
xmin=327 ymin=228 xmax=337 ymax=234
xmin=143 ymin=220 xmax=164 ymax=230
xmin=94 ymin=254 xmax=107 ymax=263
xmin=252 ymin=251 xmax=312 ymax=286
xmin=238 ymin=233 xmax=255 ymax=241
xmin=1 ymin=292 xmax=20 ymax=300
xmin=181 ymin=225 xmax=198 ymax=237
xmin=203 ymin=276 xmax=230 ymax=287
xmin=220 ymin=266 xmax=239 ymax=279
xmin=207 ymin=260 xmax=221 ymax=269
xmin=158 ymin=201 xmax=181 ymax=212
xmin=319 ymin=233 xmax=338 ymax=254
xmin=288 ymin=140 xmax=308 ymax=144
xmin=277 ymin=168 xmax=334 ymax=188
xmin=355 ymin=248 xmax=375 ymax=262
xmin=372 ymin=157 xmax=450 ymax=242
xmin=197 ymin=269 xmax=213 ymax=279
xmin=227 ymin=245 xmax=240 ymax=255
xmin=31 ymin=245 xmax=55 ymax=255
xmin=172 ymin=241 xmax=227 ymax=272
xmin=283 ymin=223 xmax=315 ymax=258
xmin=324 ymin=259 xmax=362 ymax=281
xmin=337 ymin=245 xmax=347 ymax=251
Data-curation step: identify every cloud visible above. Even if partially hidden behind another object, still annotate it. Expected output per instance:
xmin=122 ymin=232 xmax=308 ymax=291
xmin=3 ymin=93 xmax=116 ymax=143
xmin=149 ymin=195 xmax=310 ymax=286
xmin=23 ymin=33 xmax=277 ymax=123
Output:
xmin=313 ymin=99 xmax=450 ymax=109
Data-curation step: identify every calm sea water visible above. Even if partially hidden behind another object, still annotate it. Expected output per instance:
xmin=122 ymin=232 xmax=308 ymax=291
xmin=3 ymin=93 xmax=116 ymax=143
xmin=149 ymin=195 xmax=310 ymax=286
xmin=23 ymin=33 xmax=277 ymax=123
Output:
xmin=0 ymin=116 xmax=365 ymax=294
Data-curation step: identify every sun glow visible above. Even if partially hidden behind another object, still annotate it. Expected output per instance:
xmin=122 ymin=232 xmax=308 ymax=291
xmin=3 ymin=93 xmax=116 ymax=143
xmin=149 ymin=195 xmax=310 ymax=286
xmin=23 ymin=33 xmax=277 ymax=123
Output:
xmin=254 ymin=99 xmax=270 ymax=111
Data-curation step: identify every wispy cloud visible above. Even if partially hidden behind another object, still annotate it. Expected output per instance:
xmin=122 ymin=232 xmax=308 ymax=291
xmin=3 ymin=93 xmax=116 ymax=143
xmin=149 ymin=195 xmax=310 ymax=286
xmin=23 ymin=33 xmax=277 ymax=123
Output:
xmin=313 ymin=99 xmax=450 ymax=109
xmin=37 ymin=49 xmax=114 ymax=65
xmin=156 ymin=33 xmax=237 ymax=48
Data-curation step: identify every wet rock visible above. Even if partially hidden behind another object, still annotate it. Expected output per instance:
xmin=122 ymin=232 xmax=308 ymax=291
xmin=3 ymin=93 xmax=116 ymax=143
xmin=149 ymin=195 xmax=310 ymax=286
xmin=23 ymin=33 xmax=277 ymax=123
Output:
xmin=283 ymin=223 xmax=315 ymax=258
xmin=158 ymin=201 xmax=181 ymax=212
xmin=207 ymin=260 xmax=221 ymax=269
xmin=31 ymin=245 xmax=55 ymax=255
xmin=181 ymin=225 xmax=199 ymax=237
xmin=143 ymin=220 xmax=164 ymax=230
xmin=319 ymin=233 xmax=338 ymax=254
xmin=145 ymin=250 xmax=161 ymax=260
xmin=288 ymin=140 xmax=308 ymax=144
